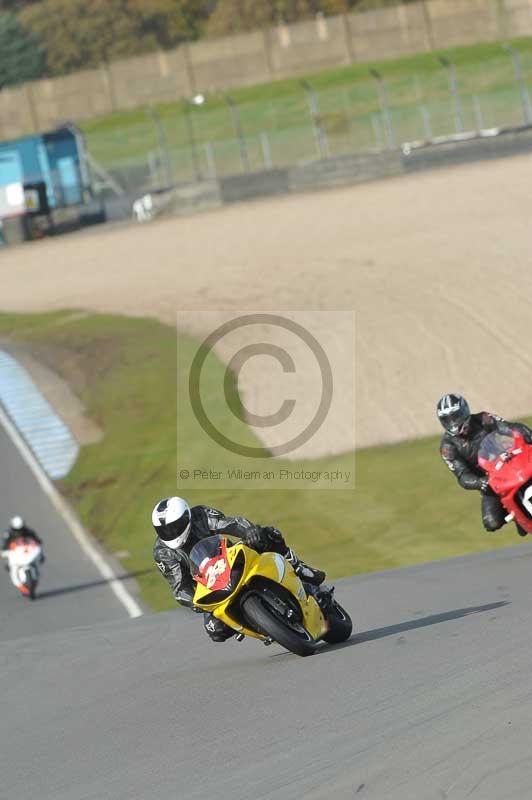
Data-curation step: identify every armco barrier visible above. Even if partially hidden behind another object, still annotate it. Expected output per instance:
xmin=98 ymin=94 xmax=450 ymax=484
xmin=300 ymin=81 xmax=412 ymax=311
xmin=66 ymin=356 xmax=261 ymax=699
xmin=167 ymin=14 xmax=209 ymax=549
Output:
xmin=162 ymin=180 xmax=222 ymax=215
xmin=289 ymin=150 xmax=403 ymax=191
xmin=123 ymin=124 xmax=532 ymax=225
xmin=401 ymin=126 xmax=532 ymax=172
xmin=219 ymin=169 xmax=290 ymax=203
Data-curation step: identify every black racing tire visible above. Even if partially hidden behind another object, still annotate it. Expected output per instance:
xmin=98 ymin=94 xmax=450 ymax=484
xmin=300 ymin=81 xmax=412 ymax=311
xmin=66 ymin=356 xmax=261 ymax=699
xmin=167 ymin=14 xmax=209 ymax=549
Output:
xmin=322 ymin=601 xmax=352 ymax=644
xmin=26 ymin=571 xmax=37 ymax=600
xmin=242 ymin=593 xmax=316 ymax=657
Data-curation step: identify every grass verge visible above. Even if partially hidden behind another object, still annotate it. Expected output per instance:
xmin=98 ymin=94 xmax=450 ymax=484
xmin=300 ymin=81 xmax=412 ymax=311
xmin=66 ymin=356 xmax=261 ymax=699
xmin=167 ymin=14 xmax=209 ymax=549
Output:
xmin=0 ymin=310 xmax=528 ymax=611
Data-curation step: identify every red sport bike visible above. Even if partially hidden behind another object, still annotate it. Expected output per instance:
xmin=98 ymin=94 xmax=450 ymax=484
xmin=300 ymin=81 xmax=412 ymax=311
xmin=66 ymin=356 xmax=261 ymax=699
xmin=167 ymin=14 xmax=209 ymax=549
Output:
xmin=478 ymin=430 xmax=532 ymax=535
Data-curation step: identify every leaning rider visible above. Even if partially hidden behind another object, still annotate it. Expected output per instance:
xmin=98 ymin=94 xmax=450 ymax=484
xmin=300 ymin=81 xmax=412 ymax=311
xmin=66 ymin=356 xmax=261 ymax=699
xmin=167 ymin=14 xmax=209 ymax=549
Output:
xmin=152 ymin=497 xmax=326 ymax=642
xmin=437 ymin=393 xmax=532 ymax=536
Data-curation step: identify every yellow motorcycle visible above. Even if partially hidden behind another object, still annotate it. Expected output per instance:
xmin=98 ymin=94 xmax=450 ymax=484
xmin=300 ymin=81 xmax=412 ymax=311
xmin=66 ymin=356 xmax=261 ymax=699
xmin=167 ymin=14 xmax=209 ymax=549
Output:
xmin=190 ymin=534 xmax=352 ymax=657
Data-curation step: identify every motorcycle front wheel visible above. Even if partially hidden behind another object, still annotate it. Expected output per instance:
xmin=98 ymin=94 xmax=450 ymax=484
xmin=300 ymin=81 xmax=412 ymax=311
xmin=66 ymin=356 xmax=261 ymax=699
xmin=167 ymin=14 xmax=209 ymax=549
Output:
xmin=25 ymin=570 xmax=37 ymax=600
xmin=322 ymin=601 xmax=352 ymax=644
xmin=242 ymin=593 xmax=316 ymax=657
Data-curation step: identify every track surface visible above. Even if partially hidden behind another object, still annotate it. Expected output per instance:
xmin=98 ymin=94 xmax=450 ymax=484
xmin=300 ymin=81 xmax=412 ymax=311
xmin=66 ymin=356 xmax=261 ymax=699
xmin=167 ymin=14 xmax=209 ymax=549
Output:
xmin=0 ymin=422 xmax=133 ymax=641
xmin=2 ymin=542 xmax=531 ymax=799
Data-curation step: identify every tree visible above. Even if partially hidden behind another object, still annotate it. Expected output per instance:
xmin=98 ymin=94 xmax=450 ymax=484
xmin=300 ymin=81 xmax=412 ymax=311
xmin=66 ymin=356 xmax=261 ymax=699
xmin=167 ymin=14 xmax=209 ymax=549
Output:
xmin=128 ymin=0 xmax=212 ymax=46
xmin=20 ymin=0 xmax=203 ymax=77
xmin=0 ymin=1 xmax=39 ymax=9
xmin=0 ymin=12 xmax=44 ymax=88
xmin=206 ymin=0 xmax=350 ymax=37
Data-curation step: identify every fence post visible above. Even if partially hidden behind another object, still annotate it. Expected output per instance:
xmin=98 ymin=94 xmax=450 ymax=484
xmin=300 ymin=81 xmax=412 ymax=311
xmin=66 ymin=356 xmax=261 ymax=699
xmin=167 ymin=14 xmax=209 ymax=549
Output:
xmin=183 ymin=95 xmax=205 ymax=181
xmin=502 ymin=43 xmax=532 ymax=125
xmin=438 ymin=56 xmax=464 ymax=133
xmin=260 ymin=132 xmax=273 ymax=169
xmin=224 ymin=95 xmax=250 ymax=172
xmin=204 ymin=142 xmax=216 ymax=179
xmin=300 ymin=80 xmax=329 ymax=159
xmin=472 ymin=95 xmax=485 ymax=131
xmin=369 ymin=69 xmax=395 ymax=148
xmin=420 ymin=105 xmax=433 ymax=140
xmin=147 ymin=106 xmax=172 ymax=187
xmin=371 ymin=114 xmax=383 ymax=149
xmin=147 ymin=151 xmax=159 ymax=187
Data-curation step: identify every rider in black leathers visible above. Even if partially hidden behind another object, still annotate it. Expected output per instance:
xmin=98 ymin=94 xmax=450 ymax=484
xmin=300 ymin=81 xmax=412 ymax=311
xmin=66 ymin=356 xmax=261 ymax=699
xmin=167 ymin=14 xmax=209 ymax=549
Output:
xmin=152 ymin=498 xmax=326 ymax=642
xmin=437 ymin=394 xmax=532 ymax=535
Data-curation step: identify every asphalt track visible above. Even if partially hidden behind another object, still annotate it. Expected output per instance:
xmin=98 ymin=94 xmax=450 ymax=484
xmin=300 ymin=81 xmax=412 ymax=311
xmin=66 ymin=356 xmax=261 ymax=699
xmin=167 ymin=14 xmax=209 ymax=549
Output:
xmin=0 ymin=421 xmax=135 ymax=641
xmin=2 ymin=539 xmax=532 ymax=800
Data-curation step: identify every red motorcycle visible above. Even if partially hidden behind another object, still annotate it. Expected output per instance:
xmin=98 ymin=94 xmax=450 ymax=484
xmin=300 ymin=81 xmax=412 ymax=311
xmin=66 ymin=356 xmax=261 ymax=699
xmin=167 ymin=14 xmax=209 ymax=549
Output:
xmin=478 ymin=430 xmax=532 ymax=535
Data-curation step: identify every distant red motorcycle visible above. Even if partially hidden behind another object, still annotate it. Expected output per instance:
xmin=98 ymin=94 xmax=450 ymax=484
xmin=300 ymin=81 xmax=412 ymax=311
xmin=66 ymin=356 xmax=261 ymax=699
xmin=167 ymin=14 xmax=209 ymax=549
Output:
xmin=478 ymin=430 xmax=532 ymax=535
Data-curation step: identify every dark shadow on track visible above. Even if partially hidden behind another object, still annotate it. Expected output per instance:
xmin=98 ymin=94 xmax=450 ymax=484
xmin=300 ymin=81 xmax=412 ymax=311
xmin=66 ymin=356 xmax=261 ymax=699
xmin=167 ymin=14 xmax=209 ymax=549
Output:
xmin=36 ymin=570 xmax=152 ymax=600
xmin=315 ymin=601 xmax=511 ymax=655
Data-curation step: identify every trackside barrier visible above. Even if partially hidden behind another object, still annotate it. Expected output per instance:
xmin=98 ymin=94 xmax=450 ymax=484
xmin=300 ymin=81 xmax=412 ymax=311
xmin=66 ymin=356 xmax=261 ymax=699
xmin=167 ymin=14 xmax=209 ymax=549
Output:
xmin=142 ymin=123 xmax=532 ymax=218
xmin=0 ymin=351 xmax=79 ymax=480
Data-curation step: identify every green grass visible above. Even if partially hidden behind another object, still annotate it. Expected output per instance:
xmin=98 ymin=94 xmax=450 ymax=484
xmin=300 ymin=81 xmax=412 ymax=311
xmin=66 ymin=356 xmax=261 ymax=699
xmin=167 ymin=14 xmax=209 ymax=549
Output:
xmin=0 ymin=310 xmax=529 ymax=611
xmin=81 ymin=37 xmax=532 ymax=186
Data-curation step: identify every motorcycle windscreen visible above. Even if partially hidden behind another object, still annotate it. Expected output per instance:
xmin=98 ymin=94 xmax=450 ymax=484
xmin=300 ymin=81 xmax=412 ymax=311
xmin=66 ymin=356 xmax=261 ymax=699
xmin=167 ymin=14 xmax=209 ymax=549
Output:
xmin=478 ymin=432 xmax=516 ymax=467
xmin=190 ymin=535 xmax=235 ymax=590
xmin=8 ymin=536 xmax=40 ymax=555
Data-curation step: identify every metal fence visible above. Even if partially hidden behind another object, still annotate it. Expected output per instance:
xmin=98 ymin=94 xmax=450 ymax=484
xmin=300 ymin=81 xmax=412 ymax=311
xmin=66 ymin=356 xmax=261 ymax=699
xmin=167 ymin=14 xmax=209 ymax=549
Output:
xmin=85 ymin=45 xmax=532 ymax=196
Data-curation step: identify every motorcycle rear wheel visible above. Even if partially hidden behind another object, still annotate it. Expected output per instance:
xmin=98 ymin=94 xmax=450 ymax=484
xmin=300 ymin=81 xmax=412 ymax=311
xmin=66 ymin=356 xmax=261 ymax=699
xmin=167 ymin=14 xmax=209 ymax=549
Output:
xmin=242 ymin=594 xmax=316 ymax=657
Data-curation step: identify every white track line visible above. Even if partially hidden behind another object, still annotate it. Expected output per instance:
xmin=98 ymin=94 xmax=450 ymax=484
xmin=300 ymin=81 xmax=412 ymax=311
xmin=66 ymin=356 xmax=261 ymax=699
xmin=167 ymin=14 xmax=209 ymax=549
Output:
xmin=0 ymin=403 xmax=143 ymax=619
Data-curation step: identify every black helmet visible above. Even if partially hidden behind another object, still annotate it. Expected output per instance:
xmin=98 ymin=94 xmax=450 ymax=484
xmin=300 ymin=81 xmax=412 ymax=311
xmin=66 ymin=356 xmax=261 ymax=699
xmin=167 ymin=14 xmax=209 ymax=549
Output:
xmin=437 ymin=394 xmax=471 ymax=436
xmin=152 ymin=497 xmax=191 ymax=549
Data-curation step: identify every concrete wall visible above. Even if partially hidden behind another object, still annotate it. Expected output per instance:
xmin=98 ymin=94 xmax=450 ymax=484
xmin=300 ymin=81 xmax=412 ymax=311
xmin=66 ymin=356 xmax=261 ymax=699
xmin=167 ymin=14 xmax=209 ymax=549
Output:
xmin=5 ymin=0 xmax=532 ymax=140
xmin=188 ymin=32 xmax=272 ymax=92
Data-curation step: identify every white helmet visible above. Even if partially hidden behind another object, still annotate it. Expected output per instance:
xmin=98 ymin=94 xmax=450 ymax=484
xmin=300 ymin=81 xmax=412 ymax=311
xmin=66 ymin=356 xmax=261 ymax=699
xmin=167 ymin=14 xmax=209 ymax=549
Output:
xmin=152 ymin=497 xmax=191 ymax=549
xmin=10 ymin=516 xmax=24 ymax=531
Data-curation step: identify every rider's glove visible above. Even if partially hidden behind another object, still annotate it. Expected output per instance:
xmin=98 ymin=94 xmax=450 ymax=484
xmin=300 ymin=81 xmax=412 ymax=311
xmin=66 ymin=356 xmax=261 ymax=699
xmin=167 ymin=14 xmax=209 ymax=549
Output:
xmin=260 ymin=526 xmax=283 ymax=545
xmin=478 ymin=477 xmax=490 ymax=494
xmin=244 ymin=525 xmax=268 ymax=552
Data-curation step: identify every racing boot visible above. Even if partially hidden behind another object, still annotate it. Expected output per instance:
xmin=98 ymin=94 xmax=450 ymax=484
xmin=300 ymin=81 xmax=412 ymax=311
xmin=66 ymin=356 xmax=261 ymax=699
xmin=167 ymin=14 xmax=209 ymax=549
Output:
xmin=286 ymin=548 xmax=325 ymax=586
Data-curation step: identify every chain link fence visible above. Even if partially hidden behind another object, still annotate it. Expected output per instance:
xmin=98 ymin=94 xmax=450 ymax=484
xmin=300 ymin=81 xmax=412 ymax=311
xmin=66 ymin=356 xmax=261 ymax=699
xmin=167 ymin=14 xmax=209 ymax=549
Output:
xmin=83 ymin=48 xmax=532 ymax=196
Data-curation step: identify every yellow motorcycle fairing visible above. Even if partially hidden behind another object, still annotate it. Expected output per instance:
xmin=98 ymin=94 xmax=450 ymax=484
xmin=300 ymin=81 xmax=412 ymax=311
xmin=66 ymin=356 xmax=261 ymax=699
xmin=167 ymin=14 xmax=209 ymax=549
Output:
xmin=192 ymin=539 xmax=328 ymax=642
